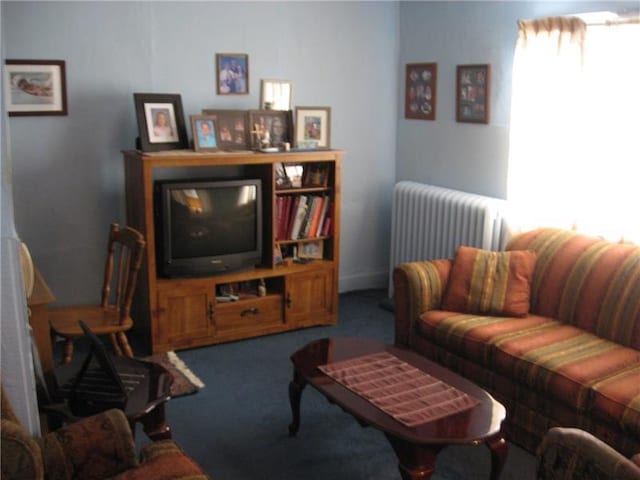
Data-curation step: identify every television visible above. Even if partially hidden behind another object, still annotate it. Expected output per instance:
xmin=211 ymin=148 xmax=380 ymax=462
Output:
xmin=155 ymin=178 xmax=262 ymax=277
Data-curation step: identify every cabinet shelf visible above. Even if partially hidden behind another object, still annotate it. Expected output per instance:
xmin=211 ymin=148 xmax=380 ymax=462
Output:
xmin=124 ymin=149 xmax=342 ymax=354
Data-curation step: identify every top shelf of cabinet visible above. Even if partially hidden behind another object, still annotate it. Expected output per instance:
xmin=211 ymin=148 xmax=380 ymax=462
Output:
xmin=123 ymin=149 xmax=344 ymax=168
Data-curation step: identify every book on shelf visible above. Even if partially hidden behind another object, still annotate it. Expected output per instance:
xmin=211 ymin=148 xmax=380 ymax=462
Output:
xmin=290 ymin=195 xmax=309 ymax=240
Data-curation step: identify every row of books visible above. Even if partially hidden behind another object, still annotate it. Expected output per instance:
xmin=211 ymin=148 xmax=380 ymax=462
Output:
xmin=275 ymin=194 xmax=332 ymax=241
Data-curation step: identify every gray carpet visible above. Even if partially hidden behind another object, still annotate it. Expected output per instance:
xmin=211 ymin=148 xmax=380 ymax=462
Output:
xmin=135 ymin=289 xmax=536 ymax=479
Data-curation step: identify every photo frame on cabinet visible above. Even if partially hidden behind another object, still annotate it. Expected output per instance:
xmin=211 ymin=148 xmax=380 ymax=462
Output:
xmin=134 ymin=93 xmax=188 ymax=152
xmin=248 ymin=109 xmax=293 ymax=150
xmin=298 ymin=240 xmax=323 ymax=260
xmin=202 ymin=109 xmax=249 ymax=150
xmin=4 ymin=59 xmax=67 ymax=116
xmin=405 ymin=62 xmax=437 ymax=120
xmin=260 ymin=79 xmax=292 ymax=110
xmin=190 ymin=115 xmax=220 ymax=152
xmin=294 ymin=106 xmax=331 ymax=149
xmin=216 ymin=53 xmax=249 ymax=95
xmin=456 ymin=64 xmax=490 ymax=124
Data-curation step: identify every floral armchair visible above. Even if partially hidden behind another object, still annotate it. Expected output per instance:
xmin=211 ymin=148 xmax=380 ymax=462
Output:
xmin=1 ymin=386 xmax=209 ymax=480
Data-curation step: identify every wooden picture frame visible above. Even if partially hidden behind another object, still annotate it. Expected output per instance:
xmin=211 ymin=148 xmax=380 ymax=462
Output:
xmin=456 ymin=64 xmax=490 ymax=124
xmin=190 ymin=115 xmax=220 ymax=152
xmin=248 ymin=109 xmax=293 ymax=150
xmin=298 ymin=240 xmax=323 ymax=259
xmin=294 ymin=106 xmax=331 ymax=149
xmin=260 ymin=79 xmax=292 ymax=110
xmin=4 ymin=59 xmax=67 ymax=116
xmin=134 ymin=93 xmax=188 ymax=152
xmin=216 ymin=53 xmax=249 ymax=95
xmin=405 ymin=63 xmax=437 ymax=120
xmin=202 ymin=109 xmax=249 ymax=150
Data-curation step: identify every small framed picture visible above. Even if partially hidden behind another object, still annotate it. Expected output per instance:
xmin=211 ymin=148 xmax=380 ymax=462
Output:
xmin=202 ymin=109 xmax=249 ymax=150
xmin=294 ymin=106 xmax=331 ymax=149
xmin=4 ymin=59 xmax=67 ymax=116
xmin=260 ymin=79 xmax=292 ymax=110
xmin=216 ymin=53 xmax=249 ymax=95
xmin=134 ymin=93 xmax=188 ymax=152
xmin=298 ymin=240 xmax=323 ymax=260
xmin=191 ymin=115 xmax=219 ymax=152
xmin=248 ymin=109 xmax=293 ymax=150
xmin=456 ymin=64 xmax=490 ymax=124
xmin=405 ymin=63 xmax=437 ymax=120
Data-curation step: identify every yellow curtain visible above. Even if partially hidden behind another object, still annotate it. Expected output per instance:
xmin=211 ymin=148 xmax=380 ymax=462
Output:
xmin=506 ymin=16 xmax=640 ymax=244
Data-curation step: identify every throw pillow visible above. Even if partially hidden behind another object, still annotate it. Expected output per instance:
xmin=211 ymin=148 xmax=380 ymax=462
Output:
xmin=442 ymin=246 xmax=537 ymax=317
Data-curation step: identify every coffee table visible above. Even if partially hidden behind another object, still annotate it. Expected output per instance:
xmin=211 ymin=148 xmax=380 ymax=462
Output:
xmin=288 ymin=337 xmax=507 ymax=480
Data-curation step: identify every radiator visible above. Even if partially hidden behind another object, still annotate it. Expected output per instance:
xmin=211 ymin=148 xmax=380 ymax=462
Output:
xmin=389 ymin=181 xmax=507 ymax=296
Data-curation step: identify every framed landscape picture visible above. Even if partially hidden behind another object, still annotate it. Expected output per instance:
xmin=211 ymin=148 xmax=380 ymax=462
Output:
xmin=202 ymin=109 xmax=249 ymax=150
xmin=134 ymin=93 xmax=188 ymax=152
xmin=456 ymin=64 xmax=490 ymax=124
xmin=216 ymin=53 xmax=249 ymax=95
xmin=294 ymin=106 xmax=331 ymax=149
xmin=405 ymin=62 xmax=437 ymax=120
xmin=4 ymin=59 xmax=67 ymax=116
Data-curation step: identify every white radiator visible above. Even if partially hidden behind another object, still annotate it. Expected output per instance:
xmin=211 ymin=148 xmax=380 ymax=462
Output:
xmin=389 ymin=181 xmax=507 ymax=296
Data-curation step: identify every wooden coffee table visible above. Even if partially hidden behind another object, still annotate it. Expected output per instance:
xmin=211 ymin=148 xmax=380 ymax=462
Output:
xmin=288 ymin=337 xmax=507 ymax=480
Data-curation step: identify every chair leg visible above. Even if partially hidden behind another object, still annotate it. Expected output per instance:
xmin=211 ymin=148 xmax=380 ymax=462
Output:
xmin=63 ymin=339 xmax=74 ymax=364
xmin=117 ymin=332 xmax=134 ymax=358
xmin=110 ymin=333 xmax=123 ymax=356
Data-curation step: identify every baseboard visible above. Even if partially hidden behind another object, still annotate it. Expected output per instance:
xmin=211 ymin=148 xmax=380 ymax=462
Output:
xmin=338 ymin=270 xmax=388 ymax=293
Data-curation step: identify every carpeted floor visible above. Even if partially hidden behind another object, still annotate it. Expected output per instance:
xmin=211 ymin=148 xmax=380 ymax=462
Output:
xmin=134 ymin=289 xmax=537 ymax=480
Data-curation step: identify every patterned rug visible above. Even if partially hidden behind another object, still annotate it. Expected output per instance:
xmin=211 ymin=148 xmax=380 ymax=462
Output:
xmin=142 ymin=351 xmax=204 ymax=398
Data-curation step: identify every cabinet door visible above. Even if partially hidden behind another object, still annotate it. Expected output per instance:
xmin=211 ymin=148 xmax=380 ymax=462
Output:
xmin=156 ymin=282 xmax=215 ymax=348
xmin=285 ymin=269 xmax=335 ymax=327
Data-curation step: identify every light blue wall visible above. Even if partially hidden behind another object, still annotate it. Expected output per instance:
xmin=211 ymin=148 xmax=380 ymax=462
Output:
xmin=2 ymin=1 xmax=399 ymax=304
xmin=397 ymin=1 xmax=636 ymax=199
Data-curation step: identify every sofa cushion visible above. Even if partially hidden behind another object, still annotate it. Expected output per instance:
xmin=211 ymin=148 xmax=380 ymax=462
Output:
xmin=589 ymin=365 xmax=640 ymax=437
xmin=418 ymin=310 xmax=555 ymax=365
xmin=491 ymin=324 xmax=640 ymax=413
xmin=442 ymin=246 xmax=537 ymax=317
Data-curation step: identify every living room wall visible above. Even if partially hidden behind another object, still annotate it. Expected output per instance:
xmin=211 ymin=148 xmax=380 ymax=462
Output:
xmin=396 ymin=0 xmax=635 ymax=199
xmin=2 ymin=1 xmax=399 ymax=307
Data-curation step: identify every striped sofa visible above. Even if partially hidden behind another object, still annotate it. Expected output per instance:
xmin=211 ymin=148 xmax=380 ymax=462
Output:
xmin=393 ymin=227 xmax=640 ymax=457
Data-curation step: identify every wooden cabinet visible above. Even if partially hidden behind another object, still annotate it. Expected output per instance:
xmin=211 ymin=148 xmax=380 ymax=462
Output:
xmin=124 ymin=149 xmax=342 ymax=353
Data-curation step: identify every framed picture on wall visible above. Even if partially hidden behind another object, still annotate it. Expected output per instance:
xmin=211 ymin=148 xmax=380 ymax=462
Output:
xmin=456 ymin=64 xmax=490 ymax=124
xmin=4 ymin=59 xmax=67 ymax=116
xmin=405 ymin=62 xmax=437 ymax=120
xmin=260 ymin=79 xmax=292 ymax=110
xmin=202 ymin=109 xmax=249 ymax=150
xmin=294 ymin=106 xmax=331 ymax=149
xmin=190 ymin=115 xmax=220 ymax=152
xmin=216 ymin=53 xmax=249 ymax=95
xmin=134 ymin=93 xmax=188 ymax=152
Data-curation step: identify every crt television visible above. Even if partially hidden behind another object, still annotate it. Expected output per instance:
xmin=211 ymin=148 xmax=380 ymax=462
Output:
xmin=155 ymin=178 xmax=262 ymax=277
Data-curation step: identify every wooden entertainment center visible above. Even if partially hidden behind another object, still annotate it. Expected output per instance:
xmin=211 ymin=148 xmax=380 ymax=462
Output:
xmin=123 ymin=149 xmax=342 ymax=354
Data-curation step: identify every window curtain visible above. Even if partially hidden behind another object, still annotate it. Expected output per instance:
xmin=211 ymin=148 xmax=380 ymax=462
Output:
xmin=506 ymin=16 xmax=640 ymax=243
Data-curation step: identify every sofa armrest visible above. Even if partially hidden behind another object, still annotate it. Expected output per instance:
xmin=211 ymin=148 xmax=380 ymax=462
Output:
xmin=40 ymin=408 xmax=138 ymax=480
xmin=1 ymin=419 xmax=44 ymax=480
xmin=536 ymin=427 xmax=640 ymax=480
xmin=392 ymin=259 xmax=452 ymax=346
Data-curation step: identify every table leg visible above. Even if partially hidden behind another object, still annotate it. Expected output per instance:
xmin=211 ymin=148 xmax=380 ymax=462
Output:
xmin=385 ymin=433 xmax=440 ymax=480
xmin=486 ymin=434 xmax=508 ymax=480
xmin=288 ymin=369 xmax=307 ymax=436
xmin=139 ymin=404 xmax=172 ymax=441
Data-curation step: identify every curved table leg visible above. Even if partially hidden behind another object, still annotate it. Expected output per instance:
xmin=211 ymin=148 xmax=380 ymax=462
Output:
xmin=486 ymin=434 xmax=508 ymax=480
xmin=288 ymin=369 xmax=307 ymax=436
xmin=385 ymin=433 xmax=440 ymax=480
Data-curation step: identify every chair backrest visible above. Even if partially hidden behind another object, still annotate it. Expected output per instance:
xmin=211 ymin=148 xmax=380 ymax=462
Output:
xmin=100 ymin=224 xmax=145 ymax=324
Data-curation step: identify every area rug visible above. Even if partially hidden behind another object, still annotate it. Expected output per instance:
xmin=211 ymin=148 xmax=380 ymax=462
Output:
xmin=142 ymin=351 xmax=205 ymax=398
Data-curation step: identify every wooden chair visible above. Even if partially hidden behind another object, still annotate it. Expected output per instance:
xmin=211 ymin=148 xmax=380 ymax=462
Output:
xmin=49 ymin=223 xmax=146 ymax=364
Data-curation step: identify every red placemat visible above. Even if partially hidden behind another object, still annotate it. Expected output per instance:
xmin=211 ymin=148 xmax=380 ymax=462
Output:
xmin=319 ymin=351 xmax=479 ymax=427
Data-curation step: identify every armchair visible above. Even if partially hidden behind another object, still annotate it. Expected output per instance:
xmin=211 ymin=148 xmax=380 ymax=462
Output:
xmin=1 ymin=386 xmax=208 ymax=480
xmin=537 ymin=427 xmax=640 ymax=480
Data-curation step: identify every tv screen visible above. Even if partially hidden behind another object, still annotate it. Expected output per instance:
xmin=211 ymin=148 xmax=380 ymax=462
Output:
xmin=155 ymin=178 xmax=262 ymax=277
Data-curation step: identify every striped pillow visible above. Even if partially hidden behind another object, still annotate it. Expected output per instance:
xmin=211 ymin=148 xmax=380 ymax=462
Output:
xmin=442 ymin=246 xmax=537 ymax=317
